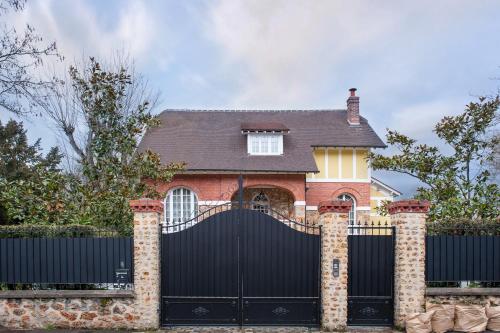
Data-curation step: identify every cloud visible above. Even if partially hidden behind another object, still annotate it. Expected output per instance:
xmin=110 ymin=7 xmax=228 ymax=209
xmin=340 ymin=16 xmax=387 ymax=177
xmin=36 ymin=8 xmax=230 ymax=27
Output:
xmin=389 ymin=99 xmax=465 ymax=143
xmin=203 ymin=0 xmax=485 ymax=108
xmin=204 ymin=1 xmax=394 ymax=107
xmin=5 ymin=0 xmax=171 ymax=70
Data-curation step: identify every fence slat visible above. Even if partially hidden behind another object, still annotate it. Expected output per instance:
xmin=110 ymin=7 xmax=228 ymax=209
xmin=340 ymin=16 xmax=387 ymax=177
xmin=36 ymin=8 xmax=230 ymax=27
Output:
xmin=0 ymin=236 xmax=133 ymax=285
xmin=426 ymin=235 xmax=500 ymax=282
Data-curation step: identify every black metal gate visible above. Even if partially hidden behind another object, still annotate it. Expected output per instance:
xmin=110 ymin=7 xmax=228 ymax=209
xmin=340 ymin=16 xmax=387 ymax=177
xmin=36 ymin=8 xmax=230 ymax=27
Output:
xmin=347 ymin=222 xmax=395 ymax=326
xmin=160 ymin=203 xmax=321 ymax=326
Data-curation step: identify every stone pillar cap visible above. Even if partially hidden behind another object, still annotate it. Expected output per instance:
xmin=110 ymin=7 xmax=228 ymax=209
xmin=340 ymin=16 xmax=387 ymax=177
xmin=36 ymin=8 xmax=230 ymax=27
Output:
xmin=388 ymin=199 xmax=430 ymax=214
xmin=130 ymin=198 xmax=163 ymax=213
xmin=318 ymin=200 xmax=352 ymax=214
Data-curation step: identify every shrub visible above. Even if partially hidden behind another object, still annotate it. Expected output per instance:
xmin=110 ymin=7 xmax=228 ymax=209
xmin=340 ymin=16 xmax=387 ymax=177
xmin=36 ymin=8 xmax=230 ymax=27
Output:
xmin=0 ymin=224 xmax=128 ymax=238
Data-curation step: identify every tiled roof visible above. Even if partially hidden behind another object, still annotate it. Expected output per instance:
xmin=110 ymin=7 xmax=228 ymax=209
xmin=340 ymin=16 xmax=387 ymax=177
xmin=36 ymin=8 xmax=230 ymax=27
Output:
xmin=138 ymin=109 xmax=386 ymax=172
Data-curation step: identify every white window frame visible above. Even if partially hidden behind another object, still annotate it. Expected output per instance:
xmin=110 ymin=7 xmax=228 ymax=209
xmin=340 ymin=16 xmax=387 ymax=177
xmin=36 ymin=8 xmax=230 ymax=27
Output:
xmin=164 ymin=187 xmax=198 ymax=226
xmin=337 ymin=193 xmax=357 ymax=234
xmin=247 ymin=133 xmax=283 ymax=155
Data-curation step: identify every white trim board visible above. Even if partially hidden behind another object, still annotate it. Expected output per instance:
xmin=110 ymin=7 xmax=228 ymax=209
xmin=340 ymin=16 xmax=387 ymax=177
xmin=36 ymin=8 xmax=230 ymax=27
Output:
xmin=306 ymin=179 xmax=370 ymax=183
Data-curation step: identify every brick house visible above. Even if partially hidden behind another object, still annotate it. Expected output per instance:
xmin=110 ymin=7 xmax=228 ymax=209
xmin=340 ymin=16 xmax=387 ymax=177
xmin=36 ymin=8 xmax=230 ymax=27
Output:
xmin=138 ymin=88 xmax=400 ymax=226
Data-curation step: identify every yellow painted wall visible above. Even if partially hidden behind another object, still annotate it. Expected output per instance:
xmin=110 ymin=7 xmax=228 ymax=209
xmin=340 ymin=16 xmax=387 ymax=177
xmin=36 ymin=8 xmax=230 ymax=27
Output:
xmin=308 ymin=148 xmax=371 ymax=180
xmin=369 ymin=182 xmax=394 ymax=225
xmin=327 ymin=149 xmax=339 ymax=178
xmin=356 ymin=150 xmax=369 ymax=179
xmin=370 ymin=188 xmax=387 ymax=197
xmin=340 ymin=149 xmax=353 ymax=179
xmin=313 ymin=149 xmax=326 ymax=178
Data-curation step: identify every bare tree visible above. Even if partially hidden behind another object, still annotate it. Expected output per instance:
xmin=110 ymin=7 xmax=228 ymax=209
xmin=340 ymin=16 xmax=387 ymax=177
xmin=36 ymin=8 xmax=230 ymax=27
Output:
xmin=39 ymin=54 xmax=160 ymax=173
xmin=0 ymin=0 xmax=62 ymax=115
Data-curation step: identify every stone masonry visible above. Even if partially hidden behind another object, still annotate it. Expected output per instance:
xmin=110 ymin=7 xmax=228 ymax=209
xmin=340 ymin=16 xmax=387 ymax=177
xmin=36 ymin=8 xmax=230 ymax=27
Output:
xmin=0 ymin=296 xmax=136 ymax=329
xmin=388 ymin=200 xmax=429 ymax=328
xmin=0 ymin=198 xmax=162 ymax=330
xmin=426 ymin=295 xmax=500 ymax=307
xmin=129 ymin=198 xmax=162 ymax=329
xmin=318 ymin=200 xmax=351 ymax=331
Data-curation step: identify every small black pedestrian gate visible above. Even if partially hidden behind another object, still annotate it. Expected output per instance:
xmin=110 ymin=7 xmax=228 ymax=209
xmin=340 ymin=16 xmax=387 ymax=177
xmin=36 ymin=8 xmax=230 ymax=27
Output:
xmin=347 ymin=222 xmax=395 ymax=326
xmin=160 ymin=203 xmax=321 ymax=326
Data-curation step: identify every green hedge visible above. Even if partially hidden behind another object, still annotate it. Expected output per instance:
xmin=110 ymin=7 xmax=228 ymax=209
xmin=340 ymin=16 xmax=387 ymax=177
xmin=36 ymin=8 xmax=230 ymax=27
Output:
xmin=427 ymin=218 xmax=500 ymax=236
xmin=0 ymin=224 xmax=127 ymax=238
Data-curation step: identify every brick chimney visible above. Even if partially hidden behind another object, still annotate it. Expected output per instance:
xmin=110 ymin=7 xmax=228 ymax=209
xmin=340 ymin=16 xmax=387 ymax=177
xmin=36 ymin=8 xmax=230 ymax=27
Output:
xmin=347 ymin=88 xmax=360 ymax=125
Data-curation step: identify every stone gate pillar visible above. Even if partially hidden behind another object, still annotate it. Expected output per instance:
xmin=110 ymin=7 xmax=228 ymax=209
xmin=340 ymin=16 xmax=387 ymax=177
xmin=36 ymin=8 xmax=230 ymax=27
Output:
xmin=318 ymin=200 xmax=351 ymax=331
xmin=129 ymin=198 xmax=162 ymax=329
xmin=388 ymin=200 xmax=429 ymax=328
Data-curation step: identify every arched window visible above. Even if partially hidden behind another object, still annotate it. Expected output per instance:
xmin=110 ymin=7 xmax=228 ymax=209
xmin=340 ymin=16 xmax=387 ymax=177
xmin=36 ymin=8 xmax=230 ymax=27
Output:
xmin=337 ymin=193 xmax=356 ymax=225
xmin=251 ymin=191 xmax=270 ymax=214
xmin=165 ymin=188 xmax=198 ymax=224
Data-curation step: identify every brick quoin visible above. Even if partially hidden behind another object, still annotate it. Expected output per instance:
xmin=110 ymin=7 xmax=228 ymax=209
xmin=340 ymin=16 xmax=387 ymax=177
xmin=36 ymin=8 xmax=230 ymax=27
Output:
xmin=306 ymin=182 xmax=370 ymax=207
xmin=148 ymin=174 xmax=306 ymax=202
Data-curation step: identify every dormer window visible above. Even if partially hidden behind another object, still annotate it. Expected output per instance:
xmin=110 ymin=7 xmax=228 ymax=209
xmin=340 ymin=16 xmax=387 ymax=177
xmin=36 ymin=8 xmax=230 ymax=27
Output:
xmin=248 ymin=133 xmax=283 ymax=155
xmin=241 ymin=122 xmax=289 ymax=156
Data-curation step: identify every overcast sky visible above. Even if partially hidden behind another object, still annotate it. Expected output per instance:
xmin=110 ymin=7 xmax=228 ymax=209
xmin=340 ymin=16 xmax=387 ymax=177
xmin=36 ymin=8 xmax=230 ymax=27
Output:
xmin=2 ymin=0 xmax=500 ymax=196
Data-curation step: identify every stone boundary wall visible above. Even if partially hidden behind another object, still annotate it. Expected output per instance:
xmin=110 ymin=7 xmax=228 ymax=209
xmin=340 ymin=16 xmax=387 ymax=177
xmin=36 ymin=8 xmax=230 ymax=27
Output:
xmin=426 ymin=288 xmax=500 ymax=309
xmin=0 ymin=199 xmax=162 ymax=330
xmin=0 ymin=294 xmax=136 ymax=329
xmin=426 ymin=288 xmax=500 ymax=307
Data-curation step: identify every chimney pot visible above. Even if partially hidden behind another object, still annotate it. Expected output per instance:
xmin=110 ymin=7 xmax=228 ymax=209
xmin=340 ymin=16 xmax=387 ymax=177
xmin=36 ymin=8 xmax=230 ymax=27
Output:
xmin=347 ymin=88 xmax=360 ymax=125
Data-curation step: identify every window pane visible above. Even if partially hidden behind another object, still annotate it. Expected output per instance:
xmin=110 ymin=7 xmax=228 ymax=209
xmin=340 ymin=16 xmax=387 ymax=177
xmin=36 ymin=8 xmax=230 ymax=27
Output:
xmin=260 ymin=136 xmax=268 ymax=153
xmin=183 ymin=190 xmax=191 ymax=219
xmin=270 ymin=136 xmax=278 ymax=153
xmin=165 ymin=194 xmax=170 ymax=222
xmin=252 ymin=136 xmax=259 ymax=153
xmin=166 ymin=188 xmax=198 ymax=225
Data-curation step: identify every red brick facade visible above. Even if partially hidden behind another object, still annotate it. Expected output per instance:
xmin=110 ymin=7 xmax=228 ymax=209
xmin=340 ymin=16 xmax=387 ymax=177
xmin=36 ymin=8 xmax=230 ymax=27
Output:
xmin=150 ymin=174 xmax=306 ymax=202
xmin=306 ymin=182 xmax=370 ymax=207
xmin=150 ymin=174 xmax=370 ymax=208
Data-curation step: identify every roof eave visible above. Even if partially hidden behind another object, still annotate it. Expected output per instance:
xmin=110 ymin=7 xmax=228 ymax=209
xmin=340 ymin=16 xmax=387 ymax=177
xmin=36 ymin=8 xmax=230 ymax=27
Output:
xmin=310 ymin=144 xmax=387 ymax=148
xmin=182 ymin=168 xmax=317 ymax=174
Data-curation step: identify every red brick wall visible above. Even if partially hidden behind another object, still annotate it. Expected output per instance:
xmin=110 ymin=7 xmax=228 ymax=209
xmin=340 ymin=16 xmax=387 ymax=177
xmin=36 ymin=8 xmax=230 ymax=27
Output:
xmin=306 ymin=182 xmax=370 ymax=207
xmin=149 ymin=174 xmax=306 ymax=201
xmin=148 ymin=175 xmax=371 ymax=207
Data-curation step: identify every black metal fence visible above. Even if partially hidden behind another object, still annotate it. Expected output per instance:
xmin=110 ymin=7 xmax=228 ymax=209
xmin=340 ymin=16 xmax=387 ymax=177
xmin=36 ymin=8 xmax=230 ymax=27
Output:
xmin=426 ymin=225 xmax=500 ymax=286
xmin=0 ymin=227 xmax=133 ymax=289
